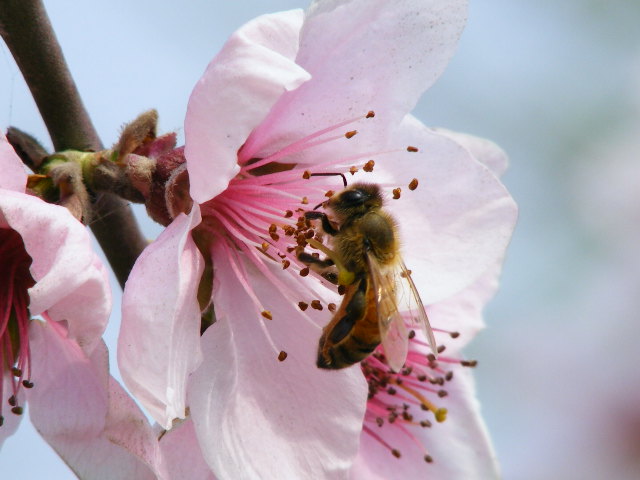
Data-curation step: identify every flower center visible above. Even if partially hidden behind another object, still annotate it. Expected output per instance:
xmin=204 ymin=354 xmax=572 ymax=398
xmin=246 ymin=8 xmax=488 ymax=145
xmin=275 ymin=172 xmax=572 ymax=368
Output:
xmin=0 ymin=228 xmax=36 ymax=427
xmin=194 ymin=111 xmax=420 ymax=359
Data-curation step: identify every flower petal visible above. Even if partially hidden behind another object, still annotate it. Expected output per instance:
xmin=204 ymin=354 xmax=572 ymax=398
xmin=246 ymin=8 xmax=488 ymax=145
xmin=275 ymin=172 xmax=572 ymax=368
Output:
xmin=188 ymin=246 xmax=366 ymax=479
xmin=28 ymin=321 xmax=167 ymax=479
xmin=246 ymin=0 xmax=467 ymax=160
xmin=370 ymin=116 xmax=517 ymax=304
xmin=0 ymin=133 xmax=27 ymax=192
xmin=185 ymin=9 xmax=310 ymax=204
xmin=428 ymin=261 xmax=504 ymax=349
xmin=0 ymin=374 xmax=24 ymax=448
xmin=159 ymin=418 xmax=216 ymax=480
xmin=119 ymin=206 xmax=204 ymax=429
xmin=0 ymin=190 xmax=111 ymax=353
xmin=352 ymin=366 xmax=499 ymax=479
xmin=431 ymin=128 xmax=509 ymax=177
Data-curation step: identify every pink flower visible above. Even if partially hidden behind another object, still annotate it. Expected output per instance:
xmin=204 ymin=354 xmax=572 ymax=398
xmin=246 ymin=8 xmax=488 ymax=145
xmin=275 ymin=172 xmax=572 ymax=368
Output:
xmin=0 ymin=135 xmax=166 ymax=478
xmin=119 ymin=1 xmax=516 ymax=478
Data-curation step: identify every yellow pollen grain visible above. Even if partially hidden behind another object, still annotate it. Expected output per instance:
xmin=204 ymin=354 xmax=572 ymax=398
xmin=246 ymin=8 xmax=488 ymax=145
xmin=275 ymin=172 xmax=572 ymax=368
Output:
xmin=261 ymin=242 xmax=269 ymax=251
xmin=301 ymin=196 xmax=309 ymax=205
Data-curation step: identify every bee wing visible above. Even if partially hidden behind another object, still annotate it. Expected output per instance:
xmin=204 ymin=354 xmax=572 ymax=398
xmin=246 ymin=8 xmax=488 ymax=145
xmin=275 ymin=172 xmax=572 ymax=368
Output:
xmin=366 ymin=253 xmax=409 ymax=372
xmin=399 ymin=260 xmax=438 ymax=356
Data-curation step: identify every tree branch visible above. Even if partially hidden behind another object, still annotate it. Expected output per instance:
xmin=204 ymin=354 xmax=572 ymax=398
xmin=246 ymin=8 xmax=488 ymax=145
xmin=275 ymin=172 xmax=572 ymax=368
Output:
xmin=0 ymin=0 xmax=148 ymax=288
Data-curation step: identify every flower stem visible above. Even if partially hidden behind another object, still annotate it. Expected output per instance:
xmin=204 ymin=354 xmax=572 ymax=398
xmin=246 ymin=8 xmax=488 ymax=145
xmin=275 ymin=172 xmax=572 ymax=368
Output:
xmin=0 ymin=0 xmax=147 ymax=288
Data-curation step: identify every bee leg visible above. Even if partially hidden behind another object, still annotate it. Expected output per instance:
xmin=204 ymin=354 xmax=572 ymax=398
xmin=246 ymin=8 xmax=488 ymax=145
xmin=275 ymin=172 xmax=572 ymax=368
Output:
xmin=304 ymin=211 xmax=339 ymax=236
xmin=297 ymin=251 xmax=339 ymax=284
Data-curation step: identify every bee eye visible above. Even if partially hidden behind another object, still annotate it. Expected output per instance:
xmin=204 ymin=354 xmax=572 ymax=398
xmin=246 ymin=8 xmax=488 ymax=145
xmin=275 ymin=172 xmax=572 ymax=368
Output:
xmin=340 ymin=189 xmax=366 ymax=206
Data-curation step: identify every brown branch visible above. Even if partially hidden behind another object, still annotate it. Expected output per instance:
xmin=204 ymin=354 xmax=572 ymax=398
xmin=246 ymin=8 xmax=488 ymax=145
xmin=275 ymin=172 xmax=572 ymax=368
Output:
xmin=0 ymin=0 xmax=148 ymax=288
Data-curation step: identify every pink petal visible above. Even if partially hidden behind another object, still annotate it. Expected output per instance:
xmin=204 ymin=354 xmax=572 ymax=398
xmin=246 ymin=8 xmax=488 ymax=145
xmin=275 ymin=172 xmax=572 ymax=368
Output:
xmin=119 ymin=207 xmax=204 ymax=429
xmin=0 ymin=190 xmax=111 ymax=353
xmin=246 ymin=0 xmax=467 ymax=161
xmin=185 ymin=9 xmax=311 ymax=204
xmin=352 ymin=366 xmax=498 ymax=479
xmin=28 ymin=321 xmax=167 ymax=479
xmin=0 ymin=133 xmax=28 ymax=192
xmin=188 ymin=246 xmax=366 ymax=479
xmin=370 ymin=116 xmax=518 ymax=304
xmin=0 ymin=374 xmax=24 ymax=448
xmin=431 ymin=127 xmax=509 ymax=177
xmin=159 ymin=418 xmax=216 ymax=480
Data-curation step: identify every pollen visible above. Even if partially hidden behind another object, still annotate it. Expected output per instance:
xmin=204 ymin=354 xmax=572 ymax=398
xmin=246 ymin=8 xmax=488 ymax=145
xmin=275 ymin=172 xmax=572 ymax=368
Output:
xmin=349 ymin=166 xmax=359 ymax=175
xmin=366 ymin=110 xmax=375 ymax=118
xmin=277 ymin=351 xmax=288 ymax=362
xmin=261 ymin=310 xmax=273 ymax=320
xmin=363 ymin=160 xmax=375 ymax=172
xmin=392 ymin=188 xmax=401 ymax=199
xmin=409 ymin=178 xmax=419 ymax=190
xmin=310 ymin=300 xmax=323 ymax=311
xmin=298 ymin=302 xmax=309 ymax=311
xmin=301 ymin=197 xmax=309 ymax=205
xmin=406 ymin=146 xmax=419 ymax=152
xmin=299 ymin=267 xmax=310 ymax=277
xmin=302 ymin=170 xmax=311 ymax=179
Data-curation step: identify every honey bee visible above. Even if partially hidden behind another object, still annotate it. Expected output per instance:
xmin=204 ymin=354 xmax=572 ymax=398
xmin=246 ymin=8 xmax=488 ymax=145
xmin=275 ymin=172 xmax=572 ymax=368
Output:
xmin=297 ymin=182 xmax=437 ymax=371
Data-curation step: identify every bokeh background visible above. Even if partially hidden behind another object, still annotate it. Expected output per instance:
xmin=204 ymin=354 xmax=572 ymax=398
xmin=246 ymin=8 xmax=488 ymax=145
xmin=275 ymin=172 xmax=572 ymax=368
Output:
xmin=2 ymin=1 xmax=639 ymax=478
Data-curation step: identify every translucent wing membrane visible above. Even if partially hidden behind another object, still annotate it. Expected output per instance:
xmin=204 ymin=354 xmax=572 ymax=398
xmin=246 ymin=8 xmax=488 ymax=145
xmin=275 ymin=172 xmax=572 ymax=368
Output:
xmin=366 ymin=253 xmax=408 ymax=372
xmin=399 ymin=260 xmax=438 ymax=355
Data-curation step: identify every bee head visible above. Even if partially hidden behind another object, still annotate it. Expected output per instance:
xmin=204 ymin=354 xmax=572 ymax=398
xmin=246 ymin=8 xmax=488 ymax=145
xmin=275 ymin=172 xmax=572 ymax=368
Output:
xmin=326 ymin=183 xmax=383 ymax=220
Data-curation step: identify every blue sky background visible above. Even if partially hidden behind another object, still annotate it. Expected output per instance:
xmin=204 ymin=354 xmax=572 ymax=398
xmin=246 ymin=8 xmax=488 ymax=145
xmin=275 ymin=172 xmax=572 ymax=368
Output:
xmin=2 ymin=1 xmax=640 ymax=478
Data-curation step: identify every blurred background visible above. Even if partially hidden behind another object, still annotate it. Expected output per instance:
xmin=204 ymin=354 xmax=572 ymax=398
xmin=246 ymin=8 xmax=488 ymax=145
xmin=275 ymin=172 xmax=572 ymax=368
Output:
xmin=2 ymin=1 xmax=639 ymax=478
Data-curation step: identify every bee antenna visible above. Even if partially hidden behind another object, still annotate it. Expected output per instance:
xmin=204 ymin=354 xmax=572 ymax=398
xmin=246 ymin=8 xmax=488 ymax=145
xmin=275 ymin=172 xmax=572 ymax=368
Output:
xmin=308 ymin=172 xmax=347 ymax=188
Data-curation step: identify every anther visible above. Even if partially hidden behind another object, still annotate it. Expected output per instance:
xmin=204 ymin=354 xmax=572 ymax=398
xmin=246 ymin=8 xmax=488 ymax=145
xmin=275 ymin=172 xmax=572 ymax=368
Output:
xmin=392 ymin=188 xmax=401 ymax=199
xmin=391 ymin=449 xmax=401 ymax=459
xmin=8 ymin=395 xmax=16 ymax=407
xmin=324 ymin=190 xmax=334 ymax=198
xmin=406 ymin=146 xmax=418 ymax=152
xmin=310 ymin=300 xmax=323 ymax=311
xmin=11 ymin=406 xmax=23 ymax=415
xmin=261 ymin=242 xmax=269 ymax=251
xmin=282 ymin=260 xmax=291 ymax=269
xmin=261 ymin=311 xmax=273 ymax=320
xmin=338 ymin=285 xmax=346 ymax=295
xmin=328 ymin=303 xmax=337 ymax=313
xmin=298 ymin=302 xmax=309 ymax=311
xmin=437 ymin=345 xmax=446 ymax=354
xmin=278 ymin=351 xmax=288 ymax=362
xmin=461 ymin=360 xmax=478 ymax=367
xmin=345 ymin=130 xmax=357 ymax=139
xmin=366 ymin=110 xmax=375 ymax=118
xmin=424 ymin=455 xmax=433 ymax=463
xmin=349 ymin=166 xmax=358 ymax=175
xmin=363 ymin=160 xmax=375 ymax=172
xmin=408 ymin=330 xmax=416 ymax=339
xmin=269 ymin=232 xmax=280 ymax=242
xmin=22 ymin=380 xmax=34 ymax=388
xmin=301 ymin=197 xmax=309 ymax=205
xmin=450 ymin=331 xmax=460 ymax=338
xmin=302 ymin=170 xmax=311 ymax=179
xmin=299 ymin=267 xmax=310 ymax=277
xmin=435 ymin=408 xmax=447 ymax=422
xmin=409 ymin=178 xmax=419 ymax=190
xmin=445 ymin=371 xmax=454 ymax=381
xmin=11 ymin=367 xmax=21 ymax=377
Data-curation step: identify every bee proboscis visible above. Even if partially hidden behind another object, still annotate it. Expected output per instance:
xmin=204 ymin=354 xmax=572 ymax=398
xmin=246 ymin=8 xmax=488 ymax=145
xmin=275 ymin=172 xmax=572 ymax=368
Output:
xmin=297 ymin=182 xmax=437 ymax=371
